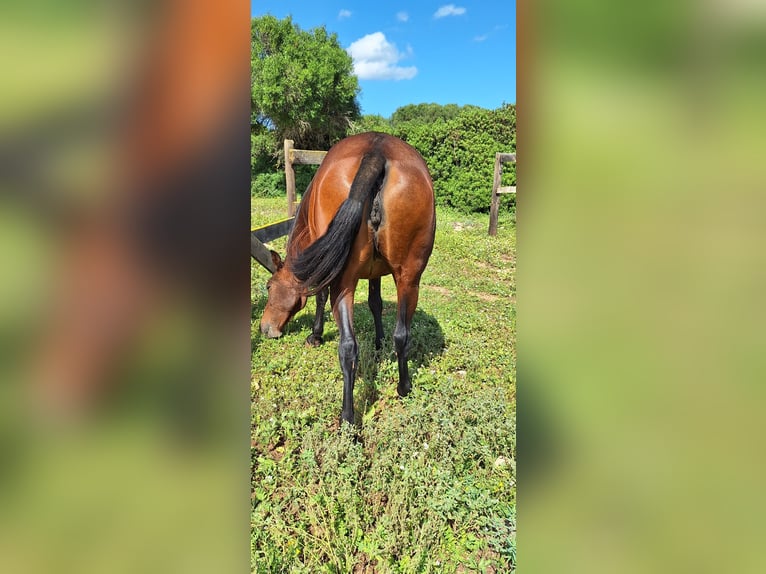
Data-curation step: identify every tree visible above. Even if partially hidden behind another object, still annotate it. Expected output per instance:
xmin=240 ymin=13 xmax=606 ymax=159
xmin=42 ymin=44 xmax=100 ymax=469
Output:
xmin=251 ymin=15 xmax=360 ymax=156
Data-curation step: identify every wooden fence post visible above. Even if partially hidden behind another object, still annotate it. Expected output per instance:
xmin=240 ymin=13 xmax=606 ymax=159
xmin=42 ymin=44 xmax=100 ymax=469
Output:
xmin=284 ymin=139 xmax=296 ymax=217
xmin=488 ymin=152 xmax=516 ymax=236
xmin=283 ymin=140 xmax=327 ymax=217
xmin=489 ymin=153 xmax=503 ymax=236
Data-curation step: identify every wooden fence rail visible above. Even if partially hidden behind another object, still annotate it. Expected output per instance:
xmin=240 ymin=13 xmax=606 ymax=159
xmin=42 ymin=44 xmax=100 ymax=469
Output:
xmin=251 ymin=141 xmax=329 ymax=272
xmin=251 ymin=218 xmax=295 ymax=272
xmin=488 ymin=152 xmax=516 ymax=236
xmin=284 ymin=139 xmax=327 ymax=217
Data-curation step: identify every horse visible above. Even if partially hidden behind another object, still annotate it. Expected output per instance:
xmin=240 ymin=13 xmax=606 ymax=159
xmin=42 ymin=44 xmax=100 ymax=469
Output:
xmin=260 ymin=132 xmax=436 ymax=426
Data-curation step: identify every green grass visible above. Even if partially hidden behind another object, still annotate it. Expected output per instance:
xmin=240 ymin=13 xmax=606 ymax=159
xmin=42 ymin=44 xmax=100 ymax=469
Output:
xmin=252 ymin=198 xmax=516 ymax=573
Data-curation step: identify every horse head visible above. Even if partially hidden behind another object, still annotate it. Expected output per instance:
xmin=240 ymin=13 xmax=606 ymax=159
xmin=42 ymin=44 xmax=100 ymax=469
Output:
xmin=260 ymin=250 xmax=307 ymax=338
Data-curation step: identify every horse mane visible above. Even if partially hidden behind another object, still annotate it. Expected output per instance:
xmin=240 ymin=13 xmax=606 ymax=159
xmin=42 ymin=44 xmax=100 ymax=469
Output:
xmin=285 ymin=179 xmax=314 ymax=262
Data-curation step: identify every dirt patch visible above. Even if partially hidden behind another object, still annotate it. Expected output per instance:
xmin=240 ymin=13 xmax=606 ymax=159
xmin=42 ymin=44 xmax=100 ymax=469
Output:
xmin=309 ymin=523 xmax=326 ymax=540
xmin=426 ymin=284 xmax=504 ymax=303
xmin=367 ymin=491 xmax=389 ymax=509
xmin=267 ymin=437 xmax=286 ymax=461
xmin=474 ymin=259 xmax=514 ymax=273
xmin=452 ymin=221 xmax=476 ymax=232
xmin=353 ymin=553 xmax=379 ymax=574
xmin=472 ymin=260 xmax=498 ymax=271
xmin=425 ymin=285 xmax=453 ymax=297
xmin=472 ymin=291 xmax=502 ymax=303
xmin=455 ymin=548 xmax=502 ymax=574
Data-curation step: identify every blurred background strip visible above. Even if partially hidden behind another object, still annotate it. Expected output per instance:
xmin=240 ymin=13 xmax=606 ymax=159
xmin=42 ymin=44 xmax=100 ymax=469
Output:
xmin=0 ymin=1 xmax=251 ymax=573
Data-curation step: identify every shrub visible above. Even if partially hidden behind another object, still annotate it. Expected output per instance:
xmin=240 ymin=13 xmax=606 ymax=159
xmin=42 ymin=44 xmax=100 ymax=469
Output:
xmin=251 ymin=171 xmax=284 ymax=198
xmin=251 ymin=166 xmax=318 ymax=199
xmin=395 ymin=104 xmax=516 ymax=213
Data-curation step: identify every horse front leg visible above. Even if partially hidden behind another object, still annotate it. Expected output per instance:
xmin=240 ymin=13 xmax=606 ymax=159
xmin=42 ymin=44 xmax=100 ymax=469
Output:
xmin=393 ymin=281 xmax=420 ymax=397
xmin=332 ymin=285 xmax=358 ymax=426
xmin=306 ymin=287 xmax=328 ymax=347
xmin=368 ymin=278 xmax=385 ymax=351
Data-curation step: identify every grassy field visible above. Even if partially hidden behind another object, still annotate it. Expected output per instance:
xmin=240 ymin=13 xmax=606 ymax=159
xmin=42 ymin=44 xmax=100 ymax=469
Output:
xmin=252 ymin=197 xmax=516 ymax=573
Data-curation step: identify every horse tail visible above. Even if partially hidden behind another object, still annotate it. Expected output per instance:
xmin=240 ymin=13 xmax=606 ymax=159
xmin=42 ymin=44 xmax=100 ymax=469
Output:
xmin=291 ymin=151 xmax=387 ymax=294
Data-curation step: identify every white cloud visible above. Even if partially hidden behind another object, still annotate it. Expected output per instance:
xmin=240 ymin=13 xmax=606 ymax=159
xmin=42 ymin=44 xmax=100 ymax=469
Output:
xmin=474 ymin=34 xmax=488 ymax=42
xmin=338 ymin=9 xmax=352 ymax=19
xmin=396 ymin=11 xmax=409 ymax=22
xmin=434 ymin=4 xmax=466 ymax=18
xmin=347 ymin=32 xmax=417 ymax=80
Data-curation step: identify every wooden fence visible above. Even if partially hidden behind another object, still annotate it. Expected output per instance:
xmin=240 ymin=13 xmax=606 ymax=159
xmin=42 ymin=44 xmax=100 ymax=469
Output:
xmin=284 ymin=139 xmax=327 ymax=217
xmin=488 ymin=152 xmax=516 ymax=236
xmin=251 ymin=140 xmax=328 ymax=272
xmin=250 ymin=217 xmax=295 ymax=273
xmin=254 ymin=143 xmax=516 ymax=269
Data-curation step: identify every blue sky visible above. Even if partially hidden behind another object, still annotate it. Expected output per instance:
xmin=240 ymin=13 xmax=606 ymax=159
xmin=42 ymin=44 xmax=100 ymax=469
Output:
xmin=251 ymin=1 xmax=516 ymax=118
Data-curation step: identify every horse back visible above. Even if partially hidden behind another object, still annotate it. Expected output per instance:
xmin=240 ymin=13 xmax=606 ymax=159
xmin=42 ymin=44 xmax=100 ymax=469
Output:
xmin=298 ymin=133 xmax=435 ymax=281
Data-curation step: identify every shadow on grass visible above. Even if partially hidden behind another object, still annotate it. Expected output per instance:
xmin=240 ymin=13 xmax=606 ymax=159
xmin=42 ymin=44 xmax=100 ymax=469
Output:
xmin=352 ymin=301 xmax=445 ymax=426
xmin=252 ymin=289 xmax=445 ymax=427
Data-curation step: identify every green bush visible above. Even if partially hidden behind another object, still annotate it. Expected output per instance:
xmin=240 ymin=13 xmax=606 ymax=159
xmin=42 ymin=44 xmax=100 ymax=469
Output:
xmin=251 ymin=166 xmax=318 ymax=199
xmin=251 ymin=130 xmax=276 ymax=173
xmin=348 ymin=114 xmax=394 ymax=135
xmin=251 ymin=103 xmax=516 ymax=213
xmin=251 ymin=172 xmax=284 ymax=197
xmin=395 ymin=104 xmax=516 ymax=213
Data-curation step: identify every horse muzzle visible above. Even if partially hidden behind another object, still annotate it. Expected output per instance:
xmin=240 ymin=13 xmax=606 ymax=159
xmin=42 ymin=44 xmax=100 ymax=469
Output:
xmin=260 ymin=321 xmax=282 ymax=339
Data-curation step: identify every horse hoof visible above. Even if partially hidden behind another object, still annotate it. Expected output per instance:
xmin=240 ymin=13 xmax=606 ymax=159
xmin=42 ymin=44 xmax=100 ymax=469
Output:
xmin=397 ymin=384 xmax=411 ymax=397
xmin=306 ymin=334 xmax=323 ymax=347
xmin=339 ymin=413 xmax=355 ymax=428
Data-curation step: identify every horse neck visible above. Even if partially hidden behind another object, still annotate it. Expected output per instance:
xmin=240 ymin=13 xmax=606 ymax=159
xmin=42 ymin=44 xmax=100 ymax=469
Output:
xmin=285 ymin=191 xmax=313 ymax=264
xmin=286 ymin=221 xmax=308 ymax=264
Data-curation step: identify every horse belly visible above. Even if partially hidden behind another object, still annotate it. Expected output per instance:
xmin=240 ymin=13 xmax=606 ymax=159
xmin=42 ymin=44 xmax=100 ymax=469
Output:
xmin=365 ymin=258 xmax=393 ymax=279
xmin=347 ymin=227 xmax=392 ymax=280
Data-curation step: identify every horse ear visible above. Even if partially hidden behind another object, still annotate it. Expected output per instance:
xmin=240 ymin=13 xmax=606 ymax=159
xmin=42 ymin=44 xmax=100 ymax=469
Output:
xmin=270 ymin=250 xmax=284 ymax=270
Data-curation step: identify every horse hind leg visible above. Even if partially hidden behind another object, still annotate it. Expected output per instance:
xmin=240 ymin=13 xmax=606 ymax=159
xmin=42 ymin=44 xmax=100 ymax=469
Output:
xmin=368 ymin=278 xmax=384 ymax=351
xmin=306 ymin=287 xmax=328 ymax=347
xmin=393 ymin=281 xmax=420 ymax=397
xmin=332 ymin=285 xmax=358 ymax=426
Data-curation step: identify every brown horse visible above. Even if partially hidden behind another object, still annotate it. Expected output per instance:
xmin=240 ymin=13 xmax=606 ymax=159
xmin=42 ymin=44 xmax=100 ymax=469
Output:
xmin=260 ymin=132 xmax=436 ymax=425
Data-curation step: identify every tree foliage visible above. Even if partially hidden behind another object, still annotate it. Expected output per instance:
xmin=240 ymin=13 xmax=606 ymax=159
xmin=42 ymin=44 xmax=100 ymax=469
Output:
xmin=391 ymin=103 xmax=479 ymax=127
xmin=348 ymin=114 xmax=395 ymax=136
xmin=251 ymin=15 xmax=360 ymax=155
